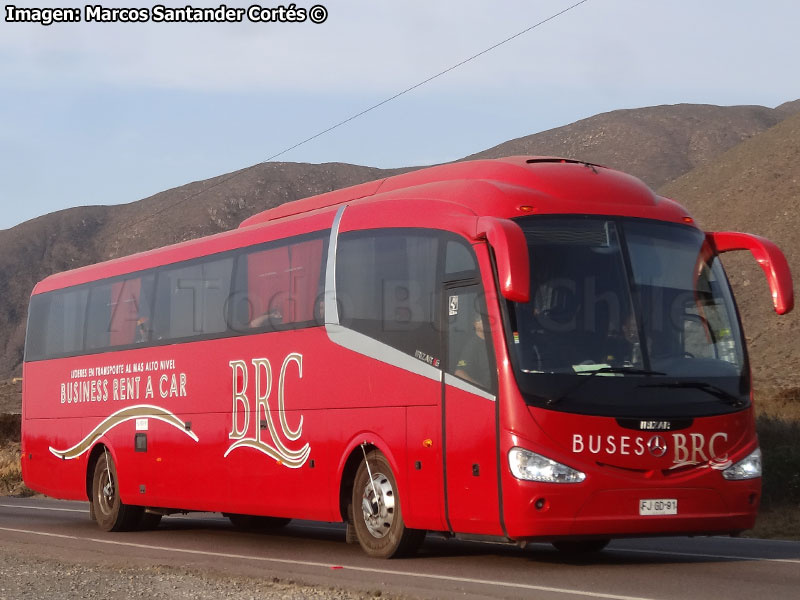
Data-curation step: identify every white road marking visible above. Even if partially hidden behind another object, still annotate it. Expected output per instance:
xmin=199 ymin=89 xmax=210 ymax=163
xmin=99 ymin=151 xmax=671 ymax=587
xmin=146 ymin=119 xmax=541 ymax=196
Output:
xmin=0 ymin=525 xmax=659 ymax=600
xmin=0 ymin=504 xmax=800 ymax=568
xmin=714 ymin=535 xmax=800 ymax=545
xmin=611 ymin=547 xmax=800 ymax=565
xmin=0 ymin=503 xmax=86 ymax=513
xmin=0 ymin=504 xmax=341 ymax=531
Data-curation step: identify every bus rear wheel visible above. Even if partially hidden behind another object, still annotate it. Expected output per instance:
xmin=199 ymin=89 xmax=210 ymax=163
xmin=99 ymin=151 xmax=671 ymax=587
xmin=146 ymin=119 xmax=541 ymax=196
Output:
xmin=351 ymin=450 xmax=424 ymax=558
xmin=91 ymin=452 xmax=143 ymax=532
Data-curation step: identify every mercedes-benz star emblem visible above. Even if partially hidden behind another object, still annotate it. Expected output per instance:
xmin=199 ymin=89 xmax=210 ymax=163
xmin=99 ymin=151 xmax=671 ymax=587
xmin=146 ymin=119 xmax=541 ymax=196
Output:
xmin=648 ymin=435 xmax=668 ymax=458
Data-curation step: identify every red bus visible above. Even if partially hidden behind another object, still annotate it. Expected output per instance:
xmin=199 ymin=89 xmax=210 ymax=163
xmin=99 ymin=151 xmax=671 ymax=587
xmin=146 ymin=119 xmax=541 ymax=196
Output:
xmin=22 ymin=157 xmax=793 ymax=557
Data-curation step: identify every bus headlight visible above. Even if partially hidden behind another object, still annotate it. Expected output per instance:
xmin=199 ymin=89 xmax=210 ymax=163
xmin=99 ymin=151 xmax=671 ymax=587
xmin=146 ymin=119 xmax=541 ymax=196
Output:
xmin=508 ymin=447 xmax=586 ymax=483
xmin=722 ymin=448 xmax=762 ymax=480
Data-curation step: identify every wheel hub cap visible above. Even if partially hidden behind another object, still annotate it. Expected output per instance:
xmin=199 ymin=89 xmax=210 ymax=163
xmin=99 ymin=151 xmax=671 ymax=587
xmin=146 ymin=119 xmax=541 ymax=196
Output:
xmin=360 ymin=472 xmax=395 ymax=538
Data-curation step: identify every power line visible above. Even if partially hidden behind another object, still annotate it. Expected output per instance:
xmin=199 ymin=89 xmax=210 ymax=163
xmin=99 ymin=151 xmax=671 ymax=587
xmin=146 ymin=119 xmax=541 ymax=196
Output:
xmin=112 ymin=0 xmax=592 ymax=238
xmin=261 ymin=0 xmax=592 ymax=163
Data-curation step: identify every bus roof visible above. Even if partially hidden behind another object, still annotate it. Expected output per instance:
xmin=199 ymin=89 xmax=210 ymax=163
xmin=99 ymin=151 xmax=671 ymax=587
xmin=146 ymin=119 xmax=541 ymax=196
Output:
xmin=33 ymin=156 xmax=693 ymax=295
xmin=239 ymin=156 xmax=691 ymax=228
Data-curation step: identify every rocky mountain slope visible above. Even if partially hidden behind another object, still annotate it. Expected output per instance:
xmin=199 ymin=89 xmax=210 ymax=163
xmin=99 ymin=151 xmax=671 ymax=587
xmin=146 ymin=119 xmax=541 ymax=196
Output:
xmin=466 ymin=103 xmax=789 ymax=188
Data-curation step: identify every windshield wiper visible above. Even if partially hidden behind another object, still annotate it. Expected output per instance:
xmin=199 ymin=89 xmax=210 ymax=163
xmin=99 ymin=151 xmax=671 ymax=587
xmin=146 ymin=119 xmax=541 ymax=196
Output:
xmin=637 ymin=381 xmax=747 ymax=407
xmin=548 ymin=367 xmax=665 ymax=406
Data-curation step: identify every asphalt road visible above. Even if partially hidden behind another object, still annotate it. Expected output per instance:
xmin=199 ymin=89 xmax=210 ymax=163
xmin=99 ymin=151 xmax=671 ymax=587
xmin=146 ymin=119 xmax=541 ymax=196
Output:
xmin=1 ymin=497 xmax=799 ymax=600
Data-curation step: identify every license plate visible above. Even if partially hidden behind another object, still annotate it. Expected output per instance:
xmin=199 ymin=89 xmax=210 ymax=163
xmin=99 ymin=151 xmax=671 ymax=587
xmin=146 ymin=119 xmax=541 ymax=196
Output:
xmin=639 ymin=499 xmax=678 ymax=515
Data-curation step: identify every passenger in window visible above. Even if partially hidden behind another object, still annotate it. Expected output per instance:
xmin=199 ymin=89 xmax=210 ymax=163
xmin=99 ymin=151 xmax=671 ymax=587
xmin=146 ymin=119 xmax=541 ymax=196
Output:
xmin=135 ymin=317 xmax=150 ymax=343
xmin=249 ymin=307 xmax=283 ymax=328
xmin=313 ymin=296 xmax=325 ymax=325
xmin=603 ymin=310 xmax=641 ymax=366
xmin=455 ymin=312 xmax=490 ymax=388
xmin=314 ymin=296 xmax=344 ymax=326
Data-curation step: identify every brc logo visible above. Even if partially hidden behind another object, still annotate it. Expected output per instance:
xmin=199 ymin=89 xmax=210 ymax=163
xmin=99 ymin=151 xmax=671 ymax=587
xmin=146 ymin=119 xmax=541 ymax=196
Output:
xmin=572 ymin=432 xmax=730 ymax=467
xmin=224 ymin=353 xmax=311 ymax=468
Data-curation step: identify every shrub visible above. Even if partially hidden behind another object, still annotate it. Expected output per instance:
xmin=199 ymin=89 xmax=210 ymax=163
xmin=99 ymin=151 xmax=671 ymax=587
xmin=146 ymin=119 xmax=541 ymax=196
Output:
xmin=757 ymin=413 xmax=800 ymax=511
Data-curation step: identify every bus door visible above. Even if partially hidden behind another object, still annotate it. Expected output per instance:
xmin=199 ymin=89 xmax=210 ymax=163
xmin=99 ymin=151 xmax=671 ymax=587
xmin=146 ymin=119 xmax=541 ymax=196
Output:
xmin=443 ymin=283 xmax=502 ymax=535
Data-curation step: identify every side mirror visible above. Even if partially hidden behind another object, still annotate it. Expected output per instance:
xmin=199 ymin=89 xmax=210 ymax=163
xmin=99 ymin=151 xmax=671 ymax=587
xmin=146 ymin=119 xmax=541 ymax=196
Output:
xmin=708 ymin=231 xmax=794 ymax=315
xmin=476 ymin=217 xmax=530 ymax=303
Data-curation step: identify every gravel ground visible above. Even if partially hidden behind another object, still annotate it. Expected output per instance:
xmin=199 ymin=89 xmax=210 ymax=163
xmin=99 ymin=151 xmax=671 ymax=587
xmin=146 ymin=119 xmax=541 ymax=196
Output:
xmin=0 ymin=546 xmax=396 ymax=600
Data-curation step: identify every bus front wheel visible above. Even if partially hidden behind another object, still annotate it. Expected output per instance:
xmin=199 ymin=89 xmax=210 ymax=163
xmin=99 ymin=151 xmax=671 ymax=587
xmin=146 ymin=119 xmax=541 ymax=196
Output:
xmin=351 ymin=450 xmax=424 ymax=558
xmin=91 ymin=452 xmax=143 ymax=532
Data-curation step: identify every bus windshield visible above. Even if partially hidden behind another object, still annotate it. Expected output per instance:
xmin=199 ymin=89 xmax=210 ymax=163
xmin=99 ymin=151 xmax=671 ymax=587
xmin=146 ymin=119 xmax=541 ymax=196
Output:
xmin=508 ymin=217 xmax=749 ymax=417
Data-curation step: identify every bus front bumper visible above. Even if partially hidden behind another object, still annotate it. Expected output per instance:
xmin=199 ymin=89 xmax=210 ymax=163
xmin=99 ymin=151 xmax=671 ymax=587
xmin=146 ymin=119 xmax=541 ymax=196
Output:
xmin=503 ymin=482 xmax=760 ymax=541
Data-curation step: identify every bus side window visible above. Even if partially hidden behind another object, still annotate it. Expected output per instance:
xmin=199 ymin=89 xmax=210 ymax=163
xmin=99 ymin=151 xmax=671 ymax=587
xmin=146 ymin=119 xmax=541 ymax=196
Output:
xmin=230 ymin=236 xmax=325 ymax=331
xmin=108 ymin=275 xmax=155 ymax=346
xmin=337 ymin=230 xmax=440 ymax=360
xmin=152 ymin=257 xmax=233 ymax=341
xmin=447 ymin=288 xmax=494 ymax=391
xmin=25 ymin=294 xmax=52 ymax=360
xmin=202 ymin=258 xmax=234 ymax=334
xmin=28 ymin=288 xmax=89 ymax=359
xmin=246 ymin=245 xmax=290 ymax=328
xmin=85 ymin=282 xmax=113 ymax=350
xmin=286 ymin=238 xmax=324 ymax=323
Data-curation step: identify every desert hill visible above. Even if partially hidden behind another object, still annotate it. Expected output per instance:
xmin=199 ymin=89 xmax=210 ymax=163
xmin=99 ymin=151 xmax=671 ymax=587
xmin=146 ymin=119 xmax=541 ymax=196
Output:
xmin=0 ymin=101 xmax=798 ymax=397
xmin=660 ymin=111 xmax=800 ymax=391
xmin=466 ymin=104 xmax=788 ymax=188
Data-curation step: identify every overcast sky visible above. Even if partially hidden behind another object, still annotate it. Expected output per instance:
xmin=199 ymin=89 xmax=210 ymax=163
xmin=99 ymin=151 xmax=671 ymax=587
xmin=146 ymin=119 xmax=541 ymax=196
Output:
xmin=1 ymin=0 xmax=798 ymax=230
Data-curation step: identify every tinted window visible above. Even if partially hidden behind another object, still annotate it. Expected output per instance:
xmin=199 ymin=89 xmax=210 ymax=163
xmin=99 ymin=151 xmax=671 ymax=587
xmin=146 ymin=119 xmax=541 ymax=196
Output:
xmin=111 ymin=276 xmax=155 ymax=346
xmin=508 ymin=216 xmax=749 ymax=418
xmin=447 ymin=286 xmax=494 ymax=390
xmin=26 ymin=287 xmax=89 ymax=360
xmin=230 ymin=235 xmax=326 ymax=331
xmin=152 ymin=257 xmax=234 ymax=340
xmin=445 ymin=240 xmax=477 ymax=275
xmin=337 ymin=230 xmax=441 ymax=358
xmin=85 ymin=282 xmax=113 ymax=350
xmin=85 ymin=274 xmax=156 ymax=350
xmin=25 ymin=295 xmax=50 ymax=360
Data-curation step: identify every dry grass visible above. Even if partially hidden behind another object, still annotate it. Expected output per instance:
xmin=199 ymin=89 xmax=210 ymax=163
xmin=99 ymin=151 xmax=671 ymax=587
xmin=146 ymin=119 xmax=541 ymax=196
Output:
xmin=752 ymin=387 xmax=800 ymax=540
xmin=749 ymin=508 xmax=800 ymax=540
xmin=755 ymin=386 xmax=800 ymax=421
xmin=0 ymin=441 xmax=32 ymax=497
xmin=0 ymin=413 xmax=32 ymax=497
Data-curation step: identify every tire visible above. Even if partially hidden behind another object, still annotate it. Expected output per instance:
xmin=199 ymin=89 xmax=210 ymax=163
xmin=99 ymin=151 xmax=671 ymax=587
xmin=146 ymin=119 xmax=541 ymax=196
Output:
xmin=552 ymin=539 xmax=610 ymax=554
xmin=224 ymin=513 xmax=291 ymax=531
xmin=138 ymin=511 xmax=163 ymax=530
xmin=351 ymin=450 xmax=425 ymax=558
xmin=91 ymin=451 xmax=143 ymax=532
